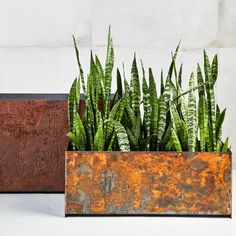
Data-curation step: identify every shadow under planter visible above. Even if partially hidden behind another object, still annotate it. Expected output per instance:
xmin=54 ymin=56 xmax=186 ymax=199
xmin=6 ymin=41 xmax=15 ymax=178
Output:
xmin=65 ymin=151 xmax=232 ymax=217
xmin=0 ymin=94 xmax=71 ymax=192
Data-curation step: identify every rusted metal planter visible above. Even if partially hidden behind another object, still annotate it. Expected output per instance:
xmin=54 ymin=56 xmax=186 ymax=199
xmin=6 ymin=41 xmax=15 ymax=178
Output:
xmin=0 ymin=94 xmax=70 ymax=192
xmin=65 ymin=151 xmax=232 ymax=217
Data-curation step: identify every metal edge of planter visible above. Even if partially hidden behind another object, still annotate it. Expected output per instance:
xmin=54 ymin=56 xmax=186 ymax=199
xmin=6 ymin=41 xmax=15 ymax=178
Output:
xmin=0 ymin=93 xmax=69 ymax=193
xmin=65 ymin=151 xmax=232 ymax=217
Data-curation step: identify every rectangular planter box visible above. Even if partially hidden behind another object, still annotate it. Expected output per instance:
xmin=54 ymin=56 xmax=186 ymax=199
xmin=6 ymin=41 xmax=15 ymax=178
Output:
xmin=65 ymin=151 xmax=232 ymax=216
xmin=0 ymin=94 xmax=71 ymax=192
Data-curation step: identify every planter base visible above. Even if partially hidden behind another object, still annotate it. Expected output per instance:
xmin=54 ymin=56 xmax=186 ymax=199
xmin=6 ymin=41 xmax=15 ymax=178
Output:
xmin=65 ymin=151 xmax=232 ymax=216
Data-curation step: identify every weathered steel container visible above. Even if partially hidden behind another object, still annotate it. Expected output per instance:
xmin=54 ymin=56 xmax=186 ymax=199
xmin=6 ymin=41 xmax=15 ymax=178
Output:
xmin=65 ymin=151 xmax=232 ymax=216
xmin=0 ymin=94 xmax=84 ymax=192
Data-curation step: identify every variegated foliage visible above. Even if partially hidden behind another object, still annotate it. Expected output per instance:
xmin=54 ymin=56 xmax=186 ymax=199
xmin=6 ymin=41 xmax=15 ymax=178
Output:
xmin=67 ymin=29 xmax=229 ymax=152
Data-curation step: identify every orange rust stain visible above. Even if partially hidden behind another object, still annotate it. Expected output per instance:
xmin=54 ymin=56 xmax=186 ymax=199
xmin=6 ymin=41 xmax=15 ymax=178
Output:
xmin=65 ymin=152 xmax=231 ymax=215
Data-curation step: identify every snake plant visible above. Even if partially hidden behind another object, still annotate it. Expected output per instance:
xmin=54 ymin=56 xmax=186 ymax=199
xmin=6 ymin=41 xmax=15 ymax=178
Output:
xmin=67 ymin=29 xmax=230 ymax=152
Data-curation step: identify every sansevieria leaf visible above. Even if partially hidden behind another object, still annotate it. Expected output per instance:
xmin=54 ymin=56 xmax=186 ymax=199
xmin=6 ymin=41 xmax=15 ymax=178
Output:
xmin=67 ymin=132 xmax=80 ymax=150
xmin=216 ymin=108 xmax=226 ymax=149
xmin=176 ymin=84 xmax=188 ymax=123
xmin=149 ymin=68 xmax=158 ymax=150
xmin=171 ymin=128 xmax=182 ymax=151
xmin=131 ymin=54 xmax=141 ymax=116
xmin=204 ymin=50 xmax=216 ymax=150
xmin=106 ymin=97 xmax=127 ymax=147
xmin=117 ymin=68 xmax=123 ymax=99
xmin=72 ymin=36 xmax=86 ymax=96
xmin=167 ymin=41 xmax=180 ymax=80
xmin=211 ymin=54 xmax=218 ymax=85
xmin=170 ymin=101 xmax=182 ymax=137
xmin=222 ymin=137 xmax=229 ymax=152
xmin=113 ymin=121 xmax=130 ymax=151
xmin=75 ymin=113 xmax=86 ymax=150
xmin=104 ymin=26 xmax=114 ymax=125
xmin=104 ymin=26 xmax=114 ymax=99
xmin=160 ymin=69 xmax=165 ymax=95
xmin=142 ymin=63 xmax=151 ymax=150
xmin=187 ymin=72 xmax=197 ymax=151
xmin=94 ymin=119 xmax=104 ymax=151
xmin=68 ymin=78 xmax=77 ymax=133
xmin=197 ymin=63 xmax=205 ymax=97
xmin=157 ymin=95 xmax=167 ymax=144
xmin=198 ymin=95 xmax=208 ymax=151
xmin=178 ymin=63 xmax=183 ymax=87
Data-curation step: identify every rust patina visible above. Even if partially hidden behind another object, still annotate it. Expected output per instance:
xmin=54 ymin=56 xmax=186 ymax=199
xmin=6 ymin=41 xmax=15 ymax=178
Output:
xmin=65 ymin=151 xmax=231 ymax=216
xmin=0 ymin=99 xmax=68 ymax=192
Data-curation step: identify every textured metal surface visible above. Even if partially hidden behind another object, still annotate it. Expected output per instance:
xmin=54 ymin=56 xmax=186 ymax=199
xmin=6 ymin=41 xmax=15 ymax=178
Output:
xmin=0 ymin=99 xmax=69 ymax=192
xmin=65 ymin=151 xmax=232 ymax=216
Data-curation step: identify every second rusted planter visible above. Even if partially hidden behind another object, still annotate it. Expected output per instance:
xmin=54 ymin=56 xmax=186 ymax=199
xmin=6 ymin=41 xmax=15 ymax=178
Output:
xmin=65 ymin=151 xmax=232 ymax=217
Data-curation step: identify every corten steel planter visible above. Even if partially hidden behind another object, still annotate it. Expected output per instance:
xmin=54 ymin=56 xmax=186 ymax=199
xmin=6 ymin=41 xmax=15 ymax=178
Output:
xmin=65 ymin=151 xmax=232 ymax=217
xmin=0 ymin=94 xmax=85 ymax=192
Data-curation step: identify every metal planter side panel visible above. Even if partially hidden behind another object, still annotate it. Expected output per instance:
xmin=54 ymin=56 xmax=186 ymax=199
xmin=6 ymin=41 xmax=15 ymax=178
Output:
xmin=0 ymin=99 xmax=69 ymax=192
xmin=65 ymin=151 xmax=232 ymax=216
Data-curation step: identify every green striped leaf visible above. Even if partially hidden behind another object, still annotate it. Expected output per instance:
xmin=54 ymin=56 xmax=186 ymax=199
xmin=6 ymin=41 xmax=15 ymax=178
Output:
xmin=165 ymin=139 xmax=173 ymax=151
xmin=72 ymin=36 xmax=86 ymax=96
xmin=95 ymin=55 xmax=104 ymax=83
xmin=222 ymin=137 xmax=229 ymax=152
xmin=95 ymin=55 xmax=106 ymax=110
xmin=113 ymin=121 xmax=130 ymax=151
xmin=132 ymin=114 xmax=141 ymax=143
xmin=125 ymin=103 xmax=136 ymax=128
xmin=148 ymin=68 xmax=158 ymax=150
xmin=126 ymin=127 xmax=139 ymax=150
xmin=105 ymin=97 xmax=127 ymax=147
xmin=86 ymin=73 xmax=95 ymax=148
xmin=170 ymin=102 xmax=182 ymax=137
xmin=211 ymin=54 xmax=218 ymax=85
xmin=68 ymin=78 xmax=77 ymax=133
xmin=94 ymin=119 xmax=104 ymax=151
xmin=163 ymin=77 xmax=170 ymax=103
xmin=180 ymin=120 xmax=188 ymax=150
xmin=167 ymin=41 xmax=180 ymax=80
xmin=170 ymin=80 xmax=178 ymax=101
xmin=197 ymin=63 xmax=205 ymax=97
xmin=157 ymin=95 xmax=167 ymax=144
xmin=198 ymin=96 xmax=208 ymax=151
xmin=131 ymin=54 xmax=141 ymax=116
xmin=187 ymin=72 xmax=197 ymax=152
xmin=171 ymin=128 xmax=182 ymax=151
xmin=142 ymin=63 xmax=151 ymax=150
xmin=67 ymin=132 xmax=80 ymax=150
xmin=75 ymin=113 xmax=86 ymax=150
xmin=104 ymin=27 xmax=114 ymax=122
xmin=204 ymin=50 xmax=216 ymax=150
xmin=160 ymin=69 xmax=165 ymax=95
xmin=205 ymin=124 xmax=212 ymax=151
xmin=104 ymin=27 xmax=114 ymax=98
xmin=178 ymin=63 xmax=183 ymax=87
xmin=176 ymin=84 xmax=188 ymax=123
xmin=216 ymin=108 xmax=226 ymax=143
xmin=117 ymin=68 xmax=123 ymax=99
xmin=159 ymin=123 xmax=172 ymax=150
xmin=89 ymin=52 xmax=99 ymax=124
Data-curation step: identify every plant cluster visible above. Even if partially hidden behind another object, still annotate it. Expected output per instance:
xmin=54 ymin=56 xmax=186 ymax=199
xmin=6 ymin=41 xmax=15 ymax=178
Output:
xmin=67 ymin=29 xmax=229 ymax=152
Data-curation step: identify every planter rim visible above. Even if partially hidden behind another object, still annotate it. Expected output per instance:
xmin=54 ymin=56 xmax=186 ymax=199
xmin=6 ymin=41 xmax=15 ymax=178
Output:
xmin=0 ymin=93 xmax=115 ymax=100
xmin=0 ymin=93 xmax=68 ymax=100
xmin=66 ymin=150 xmax=232 ymax=154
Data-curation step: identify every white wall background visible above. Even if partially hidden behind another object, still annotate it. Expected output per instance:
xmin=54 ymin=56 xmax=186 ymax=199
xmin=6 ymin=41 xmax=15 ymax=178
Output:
xmin=0 ymin=0 xmax=235 ymax=167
